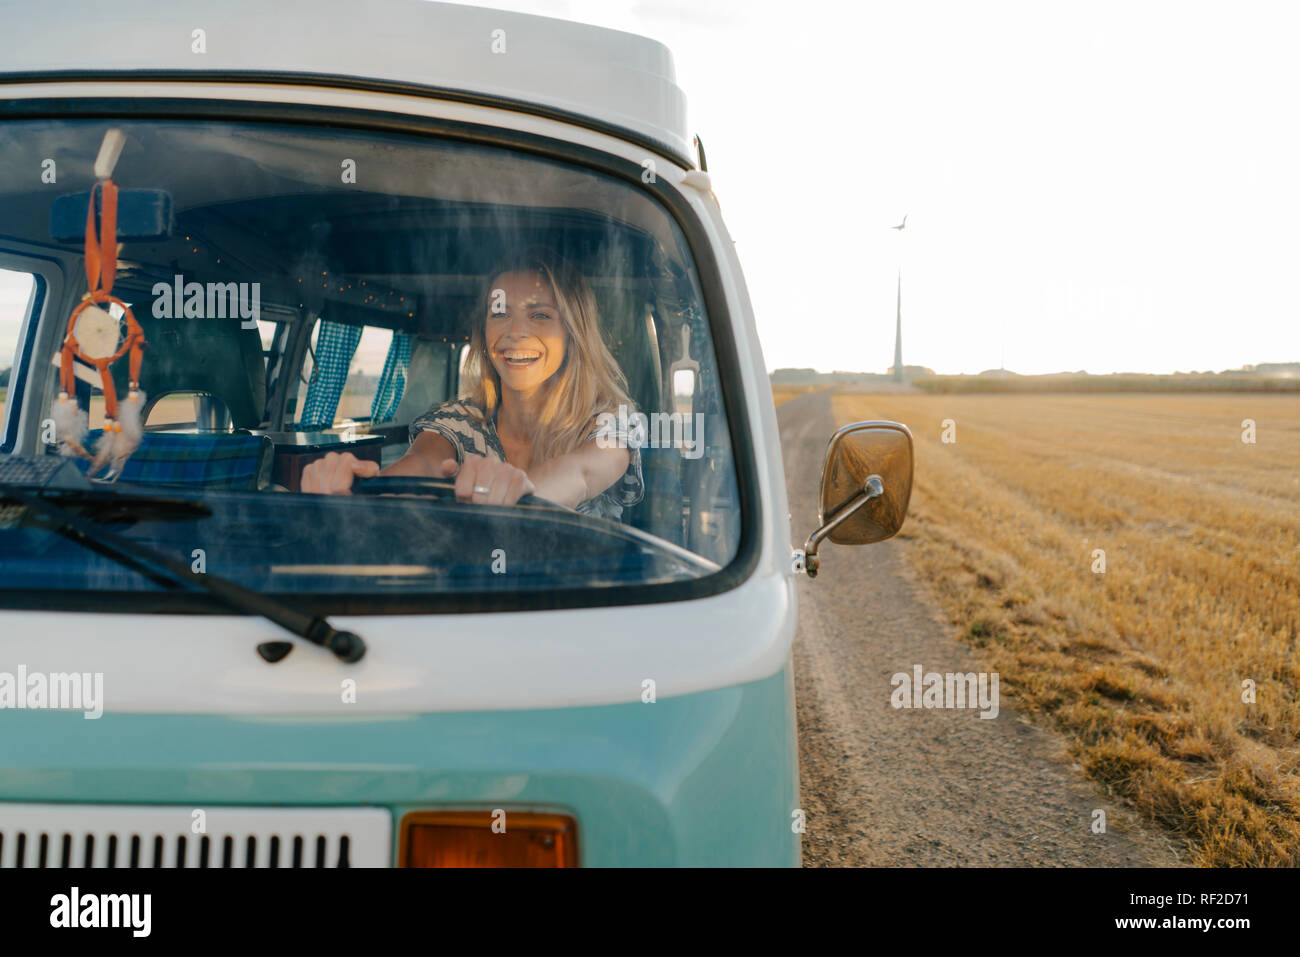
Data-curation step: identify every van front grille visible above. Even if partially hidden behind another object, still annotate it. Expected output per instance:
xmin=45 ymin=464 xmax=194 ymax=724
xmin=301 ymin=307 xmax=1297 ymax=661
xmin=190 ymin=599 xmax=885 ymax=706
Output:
xmin=0 ymin=804 xmax=391 ymax=867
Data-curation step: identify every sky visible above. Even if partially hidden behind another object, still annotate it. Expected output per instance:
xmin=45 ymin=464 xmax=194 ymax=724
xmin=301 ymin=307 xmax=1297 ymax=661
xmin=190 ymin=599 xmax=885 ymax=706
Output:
xmin=3 ymin=0 xmax=1299 ymax=376
xmin=449 ymin=0 xmax=1300 ymax=375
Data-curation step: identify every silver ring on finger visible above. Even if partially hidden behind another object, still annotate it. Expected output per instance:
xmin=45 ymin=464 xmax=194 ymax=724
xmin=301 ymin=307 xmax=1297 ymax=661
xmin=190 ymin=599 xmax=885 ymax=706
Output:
xmin=473 ymin=484 xmax=492 ymax=495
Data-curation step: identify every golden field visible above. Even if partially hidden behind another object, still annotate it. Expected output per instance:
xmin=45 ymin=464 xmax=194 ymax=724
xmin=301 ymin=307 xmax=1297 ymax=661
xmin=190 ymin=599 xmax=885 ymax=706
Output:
xmin=832 ymin=392 xmax=1300 ymax=866
xmin=771 ymin=384 xmax=827 ymax=406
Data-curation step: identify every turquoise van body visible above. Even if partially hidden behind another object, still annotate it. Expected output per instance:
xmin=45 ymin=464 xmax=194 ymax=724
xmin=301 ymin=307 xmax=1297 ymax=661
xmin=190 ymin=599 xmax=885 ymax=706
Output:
xmin=0 ymin=668 xmax=799 ymax=866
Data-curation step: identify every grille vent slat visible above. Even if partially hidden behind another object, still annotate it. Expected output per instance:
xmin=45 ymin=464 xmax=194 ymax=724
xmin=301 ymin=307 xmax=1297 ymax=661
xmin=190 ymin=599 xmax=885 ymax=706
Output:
xmin=0 ymin=805 xmax=390 ymax=867
xmin=1 ymin=827 xmax=364 ymax=867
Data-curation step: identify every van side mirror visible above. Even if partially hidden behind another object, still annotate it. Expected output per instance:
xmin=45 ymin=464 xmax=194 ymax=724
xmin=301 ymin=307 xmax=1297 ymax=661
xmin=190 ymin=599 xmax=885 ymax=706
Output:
xmin=798 ymin=420 xmax=913 ymax=578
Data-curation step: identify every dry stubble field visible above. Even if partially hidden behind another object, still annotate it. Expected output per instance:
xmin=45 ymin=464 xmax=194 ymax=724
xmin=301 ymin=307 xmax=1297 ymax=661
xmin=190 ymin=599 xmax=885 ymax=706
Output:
xmin=770 ymin=384 xmax=825 ymax=406
xmin=825 ymin=391 xmax=1300 ymax=866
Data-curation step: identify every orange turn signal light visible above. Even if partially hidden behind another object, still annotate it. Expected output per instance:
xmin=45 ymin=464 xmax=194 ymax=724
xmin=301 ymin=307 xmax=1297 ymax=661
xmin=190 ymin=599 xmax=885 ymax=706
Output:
xmin=399 ymin=811 xmax=578 ymax=868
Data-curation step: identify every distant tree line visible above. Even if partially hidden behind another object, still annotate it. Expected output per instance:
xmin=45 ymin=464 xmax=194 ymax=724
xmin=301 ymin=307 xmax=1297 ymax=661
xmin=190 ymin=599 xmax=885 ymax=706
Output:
xmin=771 ymin=366 xmax=933 ymax=385
xmin=772 ymin=362 xmax=1300 ymax=393
xmin=912 ymin=373 xmax=1300 ymax=394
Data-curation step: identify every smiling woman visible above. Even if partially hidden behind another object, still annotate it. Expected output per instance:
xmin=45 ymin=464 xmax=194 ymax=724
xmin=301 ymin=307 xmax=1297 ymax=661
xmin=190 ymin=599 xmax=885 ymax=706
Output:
xmin=300 ymin=245 xmax=644 ymax=519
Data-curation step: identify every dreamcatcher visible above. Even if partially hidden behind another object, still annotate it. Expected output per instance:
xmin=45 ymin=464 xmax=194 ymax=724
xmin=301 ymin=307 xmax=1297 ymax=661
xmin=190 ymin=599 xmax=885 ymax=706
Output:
xmin=52 ymin=135 xmax=147 ymax=476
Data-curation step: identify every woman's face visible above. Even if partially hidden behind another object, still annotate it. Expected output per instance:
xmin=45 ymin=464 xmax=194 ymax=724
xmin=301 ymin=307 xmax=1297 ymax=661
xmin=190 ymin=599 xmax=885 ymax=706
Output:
xmin=485 ymin=270 xmax=568 ymax=394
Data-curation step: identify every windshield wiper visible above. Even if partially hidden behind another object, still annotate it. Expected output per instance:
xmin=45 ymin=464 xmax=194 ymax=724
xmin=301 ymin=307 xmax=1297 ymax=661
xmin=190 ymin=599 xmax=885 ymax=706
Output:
xmin=0 ymin=484 xmax=213 ymax=522
xmin=1 ymin=485 xmax=366 ymax=663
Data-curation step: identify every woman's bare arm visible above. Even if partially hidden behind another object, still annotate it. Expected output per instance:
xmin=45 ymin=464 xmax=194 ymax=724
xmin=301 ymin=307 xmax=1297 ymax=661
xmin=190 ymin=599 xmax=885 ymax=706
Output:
xmin=380 ymin=429 xmax=457 ymax=477
xmin=302 ymin=430 xmax=627 ymax=506
xmin=300 ymin=430 xmax=455 ymax=494
xmin=527 ymin=440 xmax=630 ymax=509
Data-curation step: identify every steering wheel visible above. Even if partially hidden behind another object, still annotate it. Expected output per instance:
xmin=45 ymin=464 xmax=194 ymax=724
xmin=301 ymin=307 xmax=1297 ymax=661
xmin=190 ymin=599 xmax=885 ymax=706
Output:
xmin=351 ymin=475 xmax=558 ymax=508
xmin=352 ymin=475 xmax=458 ymax=499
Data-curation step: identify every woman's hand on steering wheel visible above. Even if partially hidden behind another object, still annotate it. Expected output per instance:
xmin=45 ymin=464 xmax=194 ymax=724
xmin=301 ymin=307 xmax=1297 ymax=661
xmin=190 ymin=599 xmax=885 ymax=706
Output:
xmin=300 ymin=448 xmax=536 ymax=505
xmin=442 ymin=455 xmax=536 ymax=506
xmin=300 ymin=451 xmax=381 ymax=495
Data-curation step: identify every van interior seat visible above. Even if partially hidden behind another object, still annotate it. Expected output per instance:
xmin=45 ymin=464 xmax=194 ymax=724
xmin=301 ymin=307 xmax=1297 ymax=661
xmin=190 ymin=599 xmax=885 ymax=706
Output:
xmin=111 ymin=312 xmax=267 ymax=431
xmin=592 ymin=285 xmax=684 ymax=545
xmin=393 ymin=337 xmax=455 ymax=427
xmin=67 ymin=308 xmax=274 ymax=489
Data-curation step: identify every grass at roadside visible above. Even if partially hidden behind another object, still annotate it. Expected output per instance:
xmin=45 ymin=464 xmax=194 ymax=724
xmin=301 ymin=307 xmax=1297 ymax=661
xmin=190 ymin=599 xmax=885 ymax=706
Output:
xmin=831 ymin=391 xmax=1300 ymax=865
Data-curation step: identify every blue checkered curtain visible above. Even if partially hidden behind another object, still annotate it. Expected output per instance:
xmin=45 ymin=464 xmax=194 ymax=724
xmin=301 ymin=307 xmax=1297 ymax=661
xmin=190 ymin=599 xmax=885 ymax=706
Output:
xmin=370 ymin=332 xmax=412 ymax=424
xmin=299 ymin=320 xmax=362 ymax=428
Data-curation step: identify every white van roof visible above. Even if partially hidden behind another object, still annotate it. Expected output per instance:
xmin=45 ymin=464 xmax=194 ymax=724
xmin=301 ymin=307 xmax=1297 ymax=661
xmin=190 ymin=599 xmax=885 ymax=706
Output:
xmin=0 ymin=0 xmax=693 ymax=164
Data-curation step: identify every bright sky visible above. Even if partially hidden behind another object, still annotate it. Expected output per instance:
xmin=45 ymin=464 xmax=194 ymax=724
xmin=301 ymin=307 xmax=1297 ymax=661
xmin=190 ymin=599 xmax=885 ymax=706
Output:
xmin=454 ymin=0 xmax=1300 ymax=375
xmin=3 ymin=0 xmax=1298 ymax=376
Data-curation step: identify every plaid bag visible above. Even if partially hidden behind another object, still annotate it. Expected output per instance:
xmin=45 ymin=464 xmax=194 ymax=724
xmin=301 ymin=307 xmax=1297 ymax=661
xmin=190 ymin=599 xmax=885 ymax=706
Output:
xmin=75 ymin=431 xmax=272 ymax=490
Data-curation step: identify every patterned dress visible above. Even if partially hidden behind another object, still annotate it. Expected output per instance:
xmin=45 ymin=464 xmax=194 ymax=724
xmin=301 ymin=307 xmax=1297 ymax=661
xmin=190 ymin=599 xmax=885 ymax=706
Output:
xmin=408 ymin=399 xmax=644 ymax=521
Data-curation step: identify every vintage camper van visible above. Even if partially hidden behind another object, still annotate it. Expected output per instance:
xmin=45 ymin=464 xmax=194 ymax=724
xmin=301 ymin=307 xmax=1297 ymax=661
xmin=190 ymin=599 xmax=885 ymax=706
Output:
xmin=0 ymin=0 xmax=911 ymax=867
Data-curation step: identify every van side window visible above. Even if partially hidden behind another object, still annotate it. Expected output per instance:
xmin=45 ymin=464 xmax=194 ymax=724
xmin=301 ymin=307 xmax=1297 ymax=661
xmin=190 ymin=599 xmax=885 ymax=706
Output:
xmin=0 ymin=269 xmax=36 ymax=439
xmin=295 ymin=321 xmax=398 ymax=429
xmin=256 ymin=320 xmax=279 ymax=371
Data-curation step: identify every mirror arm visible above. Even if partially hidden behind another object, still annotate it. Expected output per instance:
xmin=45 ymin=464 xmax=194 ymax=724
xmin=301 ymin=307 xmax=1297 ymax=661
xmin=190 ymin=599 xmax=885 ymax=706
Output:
xmin=802 ymin=474 xmax=884 ymax=578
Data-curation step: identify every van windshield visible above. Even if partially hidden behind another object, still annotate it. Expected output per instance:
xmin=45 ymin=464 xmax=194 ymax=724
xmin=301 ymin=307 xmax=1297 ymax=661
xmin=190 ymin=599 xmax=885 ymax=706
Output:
xmin=0 ymin=119 xmax=743 ymax=609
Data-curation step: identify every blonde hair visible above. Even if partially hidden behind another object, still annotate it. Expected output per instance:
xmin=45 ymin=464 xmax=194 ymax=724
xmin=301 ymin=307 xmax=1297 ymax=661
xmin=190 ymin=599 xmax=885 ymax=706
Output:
xmin=461 ymin=246 xmax=633 ymax=463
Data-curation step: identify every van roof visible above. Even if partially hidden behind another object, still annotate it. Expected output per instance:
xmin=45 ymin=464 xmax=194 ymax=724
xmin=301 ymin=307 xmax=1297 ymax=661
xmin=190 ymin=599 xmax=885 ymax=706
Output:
xmin=0 ymin=0 xmax=693 ymax=165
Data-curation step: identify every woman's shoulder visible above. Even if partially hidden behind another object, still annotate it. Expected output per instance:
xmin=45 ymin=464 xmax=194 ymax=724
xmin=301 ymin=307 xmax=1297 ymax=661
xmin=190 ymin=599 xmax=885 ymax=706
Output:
xmin=581 ymin=403 xmax=645 ymax=514
xmin=426 ymin=398 xmax=489 ymax=420
xmin=587 ymin=404 xmax=646 ymax=449
xmin=409 ymin=398 xmax=501 ymax=460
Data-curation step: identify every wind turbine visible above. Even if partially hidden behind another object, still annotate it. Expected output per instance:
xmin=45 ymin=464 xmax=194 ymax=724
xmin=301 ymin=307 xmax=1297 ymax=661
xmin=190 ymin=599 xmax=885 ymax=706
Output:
xmin=890 ymin=215 xmax=907 ymax=381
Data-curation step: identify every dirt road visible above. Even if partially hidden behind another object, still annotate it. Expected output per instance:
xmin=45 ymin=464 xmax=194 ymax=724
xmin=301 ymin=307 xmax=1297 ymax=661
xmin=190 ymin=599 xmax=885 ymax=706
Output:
xmin=780 ymin=389 xmax=1183 ymax=867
